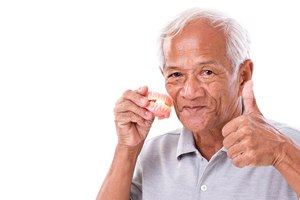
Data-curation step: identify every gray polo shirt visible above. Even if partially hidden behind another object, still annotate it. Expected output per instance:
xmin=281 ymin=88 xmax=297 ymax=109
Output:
xmin=130 ymin=120 xmax=300 ymax=200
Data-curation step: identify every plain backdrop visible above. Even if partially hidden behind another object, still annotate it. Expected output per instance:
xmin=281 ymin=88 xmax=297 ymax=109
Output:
xmin=1 ymin=0 xmax=300 ymax=199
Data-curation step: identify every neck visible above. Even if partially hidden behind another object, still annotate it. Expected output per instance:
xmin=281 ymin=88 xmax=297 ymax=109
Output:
xmin=193 ymin=98 xmax=243 ymax=160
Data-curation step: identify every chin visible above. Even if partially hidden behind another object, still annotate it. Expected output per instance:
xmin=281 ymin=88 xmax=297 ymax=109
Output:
xmin=179 ymin=115 xmax=212 ymax=133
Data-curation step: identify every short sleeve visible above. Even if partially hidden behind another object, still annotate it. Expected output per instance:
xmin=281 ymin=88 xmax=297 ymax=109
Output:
xmin=279 ymin=126 xmax=300 ymax=145
xmin=130 ymin=158 xmax=142 ymax=200
xmin=268 ymin=120 xmax=300 ymax=145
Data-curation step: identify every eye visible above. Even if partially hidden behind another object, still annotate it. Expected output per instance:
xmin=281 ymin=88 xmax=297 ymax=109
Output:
xmin=202 ymin=70 xmax=214 ymax=76
xmin=167 ymin=72 xmax=182 ymax=78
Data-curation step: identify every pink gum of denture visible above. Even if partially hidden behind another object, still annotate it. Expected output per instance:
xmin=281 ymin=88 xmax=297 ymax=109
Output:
xmin=146 ymin=91 xmax=173 ymax=119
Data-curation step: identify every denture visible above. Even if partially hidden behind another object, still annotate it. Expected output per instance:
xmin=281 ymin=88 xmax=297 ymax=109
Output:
xmin=146 ymin=92 xmax=173 ymax=119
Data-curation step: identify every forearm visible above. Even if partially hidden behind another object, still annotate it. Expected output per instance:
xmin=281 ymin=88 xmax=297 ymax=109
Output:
xmin=274 ymin=139 xmax=300 ymax=196
xmin=96 ymin=145 xmax=141 ymax=200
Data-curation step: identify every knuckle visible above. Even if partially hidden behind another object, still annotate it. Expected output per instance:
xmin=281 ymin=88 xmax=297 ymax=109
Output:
xmin=123 ymin=89 xmax=132 ymax=97
xmin=240 ymin=116 xmax=251 ymax=126
xmin=115 ymin=112 xmax=125 ymax=121
xmin=233 ymin=159 xmax=242 ymax=168
xmin=245 ymin=137 xmax=256 ymax=148
xmin=243 ymin=137 xmax=250 ymax=146
xmin=136 ymin=107 xmax=145 ymax=116
xmin=221 ymin=124 xmax=229 ymax=133
xmin=138 ymin=117 xmax=145 ymax=124
xmin=227 ymin=148 xmax=234 ymax=158
xmin=114 ymin=98 xmax=127 ymax=111
xmin=113 ymin=103 xmax=121 ymax=113
xmin=241 ymin=125 xmax=250 ymax=131
xmin=130 ymin=113 xmax=140 ymax=122
xmin=121 ymin=102 xmax=128 ymax=109
xmin=223 ymin=138 xmax=229 ymax=147
xmin=248 ymin=151 xmax=256 ymax=162
xmin=128 ymin=112 xmax=135 ymax=120
xmin=114 ymin=99 xmax=121 ymax=109
xmin=240 ymin=126 xmax=253 ymax=137
xmin=239 ymin=116 xmax=247 ymax=123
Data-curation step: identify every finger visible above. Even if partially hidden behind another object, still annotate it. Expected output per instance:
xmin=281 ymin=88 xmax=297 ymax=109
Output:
xmin=136 ymin=86 xmax=148 ymax=96
xmin=222 ymin=116 xmax=246 ymax=137
xmin=223 ymin=129 xmax=245 ymax=149
xmin=227 ymin=140 xmax=247 ymax=159
xmin=122 ymin=89 xmax=149 ymax=108
xmin=115 ymin=99 xmax=154 ymax=120
xmin=231 ymin=152 xmax=250 ymax=168
xmin=242 ymin=80 xmax=261 ymax=115
xmin=115 ymin=112 xmax=149 ymax=127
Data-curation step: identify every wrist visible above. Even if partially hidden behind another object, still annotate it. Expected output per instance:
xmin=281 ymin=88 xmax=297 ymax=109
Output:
xmin=273 ymin=136 xmax=294 ymax=169
xmin=116 ymin=143 xmax=143 ymax=160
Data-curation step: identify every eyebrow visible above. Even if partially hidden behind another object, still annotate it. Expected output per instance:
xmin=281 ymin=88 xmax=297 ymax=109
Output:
xmin=164 ymin=60 xmax=218 ymax=70
xmin=197 ymin=60 xmax=217 ymax=65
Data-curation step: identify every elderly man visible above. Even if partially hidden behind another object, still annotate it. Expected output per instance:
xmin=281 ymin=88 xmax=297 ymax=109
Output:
xmin=97 ymin=8 xmax=300 ymax=200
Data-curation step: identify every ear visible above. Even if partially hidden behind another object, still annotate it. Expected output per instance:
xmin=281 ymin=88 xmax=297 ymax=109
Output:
xmin=237 ymin=59 xmax=253 ymax=96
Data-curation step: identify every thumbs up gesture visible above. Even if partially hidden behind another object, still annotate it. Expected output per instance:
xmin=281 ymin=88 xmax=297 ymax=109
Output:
xmin=222 ymin=80 xmax=289 ymax=167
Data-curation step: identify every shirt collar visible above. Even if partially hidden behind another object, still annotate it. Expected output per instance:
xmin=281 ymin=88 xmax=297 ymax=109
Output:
xmin=176 ymin=127 xmax=198 ymax=159
xmin=220 ymin=146 xmax=228 ymax=152
xmin=176 ymin=127 xmax=228 ymax=159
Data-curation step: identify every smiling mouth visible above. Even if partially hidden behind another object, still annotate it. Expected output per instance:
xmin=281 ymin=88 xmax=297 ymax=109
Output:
xmin=181 ymin=106 xmax=205 ymax=113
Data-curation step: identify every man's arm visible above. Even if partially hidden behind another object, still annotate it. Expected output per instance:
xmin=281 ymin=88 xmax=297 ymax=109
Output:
xmin=96 ymin=86 xmax=154 ymax=200
xmin=96 ymin=145 xmax=141 ymax=200
xmin=274 ymin=138 xmax=300 ymax=197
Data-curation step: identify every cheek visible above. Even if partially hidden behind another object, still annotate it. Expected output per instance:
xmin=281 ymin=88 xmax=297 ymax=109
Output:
xmin=205 ymin=82 xmax=236 ymax=107
xmin=165 ymin=83 xmax=180 ymax=99
xmin=205 ymin=82 xmax=225 ymax=99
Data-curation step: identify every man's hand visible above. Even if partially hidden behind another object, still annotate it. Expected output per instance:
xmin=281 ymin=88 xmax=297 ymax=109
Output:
xmin=222 ymin=80 xmax=288 ymax=167
xmin=114 ymin=86 xmax=155 ymax=148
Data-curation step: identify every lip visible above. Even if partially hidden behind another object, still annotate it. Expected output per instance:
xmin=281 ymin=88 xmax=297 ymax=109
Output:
xmin=181 ymin=106 xmax=205 ymax=114
xmin=183 ymin=105 xmax=204 ymax=109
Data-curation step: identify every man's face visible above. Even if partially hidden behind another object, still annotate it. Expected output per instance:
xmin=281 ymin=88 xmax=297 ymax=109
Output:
xmin=163 ymin=20 xmax=241 ymax=133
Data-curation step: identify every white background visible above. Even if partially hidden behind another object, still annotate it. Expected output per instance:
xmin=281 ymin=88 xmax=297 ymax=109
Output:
xmin=1 ymin=0 xmax=300 ymax=199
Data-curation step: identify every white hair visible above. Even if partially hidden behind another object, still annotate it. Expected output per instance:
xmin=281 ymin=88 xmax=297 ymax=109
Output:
xmin=159 ymin=8 xmax=251 ymax=72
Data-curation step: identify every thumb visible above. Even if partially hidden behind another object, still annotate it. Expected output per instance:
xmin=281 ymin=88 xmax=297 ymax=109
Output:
xmin=242 ymin=80 xmax=261 ymax=115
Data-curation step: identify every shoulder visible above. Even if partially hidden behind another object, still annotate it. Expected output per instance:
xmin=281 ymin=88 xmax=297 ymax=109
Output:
xmin=144 ymin=128 xmax=182 ymax=148
xmin=268 ymin=119 xmax=300 ymax=145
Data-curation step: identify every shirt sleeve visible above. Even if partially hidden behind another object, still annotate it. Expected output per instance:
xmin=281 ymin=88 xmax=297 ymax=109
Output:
xmin=130 ymin=158 xmax=143 ymax=200
xmin=278 ymin=126 xmax=300 ymax=145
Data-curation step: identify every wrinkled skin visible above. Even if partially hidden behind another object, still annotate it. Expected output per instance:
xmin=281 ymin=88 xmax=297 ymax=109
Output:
xmin=108 ymin=18 xmax=300 ymax=198
xmin=114 ymin=86 xmax=155 ymax=148
xmin=222 ymin=81 xmax=289 ymax=167
xmin=163 ymin=19 xmax=245 ymax=158
xmin=163 ymin=20 xmax=244 ymax=134
xmin=162 ymin=19 xmax=288 ymax=165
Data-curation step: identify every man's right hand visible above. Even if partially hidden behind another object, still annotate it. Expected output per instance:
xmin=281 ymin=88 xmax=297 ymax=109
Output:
xmin=114 ymin=86 xmax=154 ymax=148
xmin=97 ymin=86 xmax=154 ymax=200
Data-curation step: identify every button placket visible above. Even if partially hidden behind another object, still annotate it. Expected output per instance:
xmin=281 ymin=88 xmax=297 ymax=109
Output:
xmin=197 ymin=151 xmax=224 ymax=196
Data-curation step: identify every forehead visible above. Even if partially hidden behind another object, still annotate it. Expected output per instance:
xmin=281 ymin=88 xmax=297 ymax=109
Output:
xmin=163 ymin=19 xmax=229 ymax=69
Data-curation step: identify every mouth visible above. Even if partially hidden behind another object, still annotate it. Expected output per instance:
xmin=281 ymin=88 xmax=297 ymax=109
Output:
xmin=181 ymin=106 xmax=206 ymax=114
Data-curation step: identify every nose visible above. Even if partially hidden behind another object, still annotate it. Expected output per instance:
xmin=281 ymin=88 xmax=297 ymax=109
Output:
xmin=179 ymin=75 xmax=205 ymax=100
